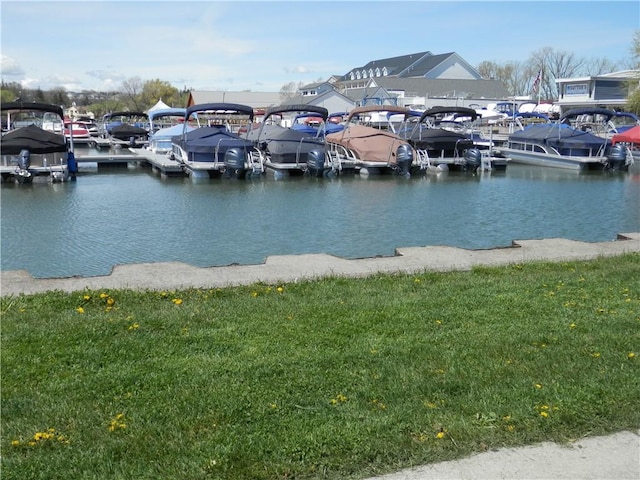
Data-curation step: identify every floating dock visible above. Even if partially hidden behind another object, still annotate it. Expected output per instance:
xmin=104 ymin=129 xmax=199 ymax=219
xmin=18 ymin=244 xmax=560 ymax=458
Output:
xmin=75 ymin=148 xmax=184 ymax=176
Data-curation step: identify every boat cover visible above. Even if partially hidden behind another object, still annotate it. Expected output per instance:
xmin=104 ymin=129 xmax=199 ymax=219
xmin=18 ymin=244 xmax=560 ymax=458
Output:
xmin=510 ymin=124 xmax=610 ymax=150
xmin=326 ymin=125 xmax=410 ymax=164
xmin=612 ymin=125 xmax=640 ymax=145
xmin=400 ymin=126 xmax=474 ymax=151
xmin=110 ymin=124 xmax=149 ymax=140
xmin=1 ymin=124 xmax=68 ymax=154
xmin=175 ymin=126 xmax=254 ymax=155
xmin=150 ymin=123 xmax=194 ymax=141
xmin=246 ymin=124 xmax=324 ymax=163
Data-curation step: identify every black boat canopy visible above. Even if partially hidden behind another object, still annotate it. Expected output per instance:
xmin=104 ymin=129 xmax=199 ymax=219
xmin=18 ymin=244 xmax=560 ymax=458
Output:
xmin=559 ymin=107 xmax=616 ymax=122
xmin=419 ymin=106 xmax=478 ymax=123
xmin=264 ymin=104 xmax=329 ymax=121
xmin=186 ymin=103 xmax=254 ymax=120
xmin=1 ymin=101 xmax=64 ymax=119
xmin=102 ymin=111 xmax=148 ymax=120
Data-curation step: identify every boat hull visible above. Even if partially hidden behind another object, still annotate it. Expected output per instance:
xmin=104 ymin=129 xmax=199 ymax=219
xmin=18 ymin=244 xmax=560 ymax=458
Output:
xmin=499 ymin=148 xmax=617 ymax=171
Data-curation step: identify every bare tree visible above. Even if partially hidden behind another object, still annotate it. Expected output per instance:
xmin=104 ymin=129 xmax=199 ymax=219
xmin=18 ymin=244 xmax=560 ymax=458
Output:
xmin=584 ymin=57 xmax=620 ymax=76
xmin=120 ymin=77 xmax=144 ymax=111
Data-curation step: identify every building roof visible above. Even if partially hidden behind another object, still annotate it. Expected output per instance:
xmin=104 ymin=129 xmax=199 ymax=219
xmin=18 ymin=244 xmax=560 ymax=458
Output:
xmin=346 ymin=51 xmax=433 ymax=78
xmin=341 ymin=51 xmax=482 ymax=81
xmin=372 ymin=77 xmax=510 ymax=100
xmin=187 ymin=90 xmax=282 ymax=108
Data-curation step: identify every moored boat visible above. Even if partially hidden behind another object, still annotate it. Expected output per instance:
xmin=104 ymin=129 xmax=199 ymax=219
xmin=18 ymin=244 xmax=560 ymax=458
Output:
xmin=497 ymin=108 xmax=633 ymax=172
xmin=245 ymin=104 xmax=334 ymax=178
xmin=147 ymin=108 xmax=191 ymax=154
xmin=1 ymin=101 xmax=78 ymax=183
xmin=100 ymin=111 xmax=150 ymax=148
xmin=64 ymin=121 xmax=92 ymax=144
xmin=398 ymin=106 xmax=507 ymax=173
xmin=324 ymin=105 xmax=415 ymax=177
xmin=170 ymin=103 xmax=263 ymax=179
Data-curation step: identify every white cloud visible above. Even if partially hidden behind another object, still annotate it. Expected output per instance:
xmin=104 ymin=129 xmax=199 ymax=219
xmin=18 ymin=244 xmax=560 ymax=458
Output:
xmin=1 ymin=55 xmax=24 ymax=77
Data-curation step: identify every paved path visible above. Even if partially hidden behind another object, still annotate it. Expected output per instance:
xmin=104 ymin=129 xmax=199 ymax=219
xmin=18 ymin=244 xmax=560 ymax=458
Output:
xmin=366 ymin=430 xmax=639 ymax=480
xmin=2 ymin=233 xmax=639 ymax=296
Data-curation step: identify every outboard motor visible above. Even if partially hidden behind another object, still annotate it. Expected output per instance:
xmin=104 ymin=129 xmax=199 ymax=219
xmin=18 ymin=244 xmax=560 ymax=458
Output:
xmin=223 ymin=147 xmax=248 ymax=179
xmin=18 ymin=149 xmax=31 ymax=170
xmin=605 ymin=144 xmax=627 ymax=171
xmin=129 ymin=136 xmax=137 ymax=148
xmin=464 ymin=148 xmax=482 ymax=172
xmin=15 ymin=149 xmax=32 ymax=183
xmin=395 ymin=144 xmax=413 ymax=177
xmin=306 ymin=148 xmax=326 ymax=177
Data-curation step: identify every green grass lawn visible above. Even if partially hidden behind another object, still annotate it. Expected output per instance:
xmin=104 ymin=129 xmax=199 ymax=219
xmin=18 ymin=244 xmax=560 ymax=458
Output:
xmin=2 ymin=253 xmax=639 ymax=479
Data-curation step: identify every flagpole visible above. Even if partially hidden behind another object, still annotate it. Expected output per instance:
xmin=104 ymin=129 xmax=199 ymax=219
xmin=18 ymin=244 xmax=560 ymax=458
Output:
xmin=537 ymin=67 xmax=543 ymax=106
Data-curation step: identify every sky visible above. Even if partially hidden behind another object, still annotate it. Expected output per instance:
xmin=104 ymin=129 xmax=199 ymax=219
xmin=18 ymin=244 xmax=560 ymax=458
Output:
xmin=1 ymin=0 xmax=638 ymax=93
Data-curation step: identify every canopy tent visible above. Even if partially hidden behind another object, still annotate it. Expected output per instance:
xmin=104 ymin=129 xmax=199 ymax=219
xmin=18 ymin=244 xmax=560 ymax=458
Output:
xmin=147 ymin=99 xmax=172 ymax=114
xmin=612 ymin=125 xmax=640 ymax=145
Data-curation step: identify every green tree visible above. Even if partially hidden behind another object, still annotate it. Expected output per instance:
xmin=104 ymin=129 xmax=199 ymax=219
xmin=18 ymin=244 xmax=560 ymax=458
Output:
xmin=140 ymin=79 xmax=181 ymax=109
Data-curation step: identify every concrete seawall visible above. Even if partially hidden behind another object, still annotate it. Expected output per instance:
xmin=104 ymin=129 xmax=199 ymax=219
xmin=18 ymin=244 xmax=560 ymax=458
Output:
xmin=2 ymin=233 xmax=638 ymax=297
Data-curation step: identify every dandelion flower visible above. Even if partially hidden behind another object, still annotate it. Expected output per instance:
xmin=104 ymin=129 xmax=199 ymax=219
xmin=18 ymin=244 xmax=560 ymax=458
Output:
xmin=100 ymin=292 xmax=108 ymax=299
xmin=535 ymin=383 xmax=543 ymax=389
xmin=11 ymin=440 xmax=20 ymax=446
xmin=628 ymin=352 xmax=636 ymax=360
xmin=83 ymin=294 xmax=91 ymax=300
xmin=76 ymin=307 xmax=85 ymax=314
xmin=540 ymin=411 xmax=549 ymax=418
xmin=277 ymin=286 xmax=284 ymax=293
xmin=172 ymin=298 xmax=183 ymax=305
xmin=106 ymin=297 xmax=115 ymax=306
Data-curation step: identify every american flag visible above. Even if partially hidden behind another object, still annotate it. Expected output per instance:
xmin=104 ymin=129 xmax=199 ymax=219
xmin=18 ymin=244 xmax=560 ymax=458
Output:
xmin=531 ymin=69 xmax=542 ymax=94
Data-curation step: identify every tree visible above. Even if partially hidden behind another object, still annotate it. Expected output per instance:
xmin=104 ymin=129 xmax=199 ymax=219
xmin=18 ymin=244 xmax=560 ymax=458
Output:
xmin=279 ymin=81 xmax=305 ymax=102
xmin=120 ymin=77 xmax=145 ymax=111
xmin=140 ymin=79 xmax=181 ymax=109
xmin=47 ymin=87 xmax=69 ymax=107
xmin=625 ymin=30 xmax=640 ymax=114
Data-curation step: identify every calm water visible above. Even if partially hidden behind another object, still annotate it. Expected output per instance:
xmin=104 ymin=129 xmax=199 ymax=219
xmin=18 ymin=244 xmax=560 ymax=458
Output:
xmin=2 ymin=162 xmax=639 ymax=278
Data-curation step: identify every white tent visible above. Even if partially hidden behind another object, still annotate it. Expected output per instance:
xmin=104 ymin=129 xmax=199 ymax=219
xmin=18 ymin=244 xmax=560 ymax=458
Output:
xmin=147 ymin=99 xmax=171 ymax=114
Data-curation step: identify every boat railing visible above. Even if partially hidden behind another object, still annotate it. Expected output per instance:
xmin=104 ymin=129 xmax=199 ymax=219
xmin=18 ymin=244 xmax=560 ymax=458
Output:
xmin=415 ymin=149 xmax=431 ymax=170
xmin=624 ymin=146 xmax=635 ymax=167
xmin=326 ymin=150 xmax=342 ymax=172
xmin=248 ymin=149 xmax=265 ymax=173
xmin=327 ymin=142 xmax=356 ymax=164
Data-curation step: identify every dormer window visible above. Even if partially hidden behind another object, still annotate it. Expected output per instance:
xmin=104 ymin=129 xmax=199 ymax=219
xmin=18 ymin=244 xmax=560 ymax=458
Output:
xmin=382 ymin=67 xmax=388 ymax=76
xmin=375 ymin=67 xmax=381 ymax=77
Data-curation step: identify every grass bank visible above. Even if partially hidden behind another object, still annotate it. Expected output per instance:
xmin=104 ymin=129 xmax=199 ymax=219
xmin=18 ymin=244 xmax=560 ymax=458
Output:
xmin=2 ymin=254 xmax=639 ymax=479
